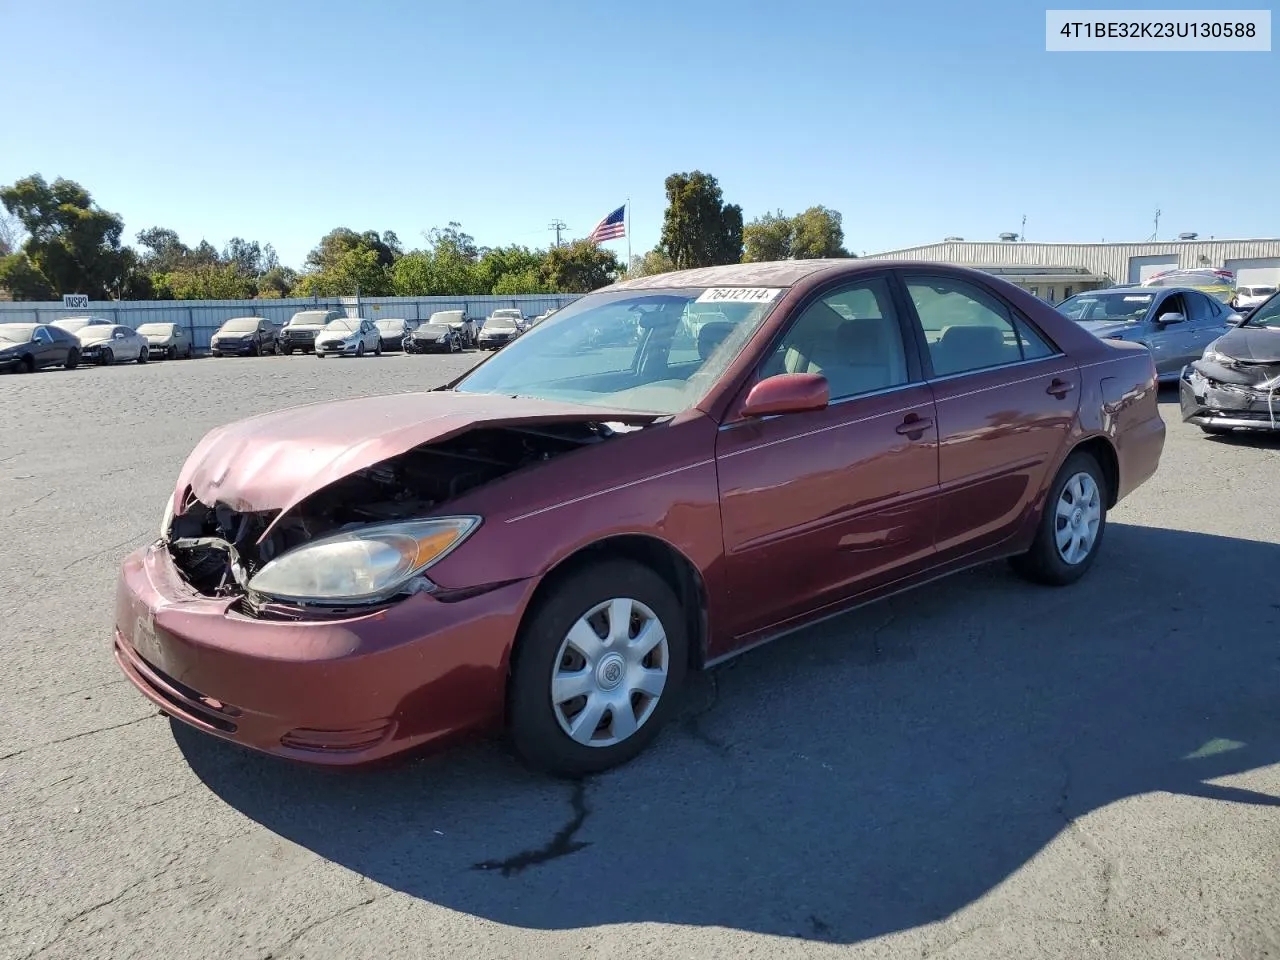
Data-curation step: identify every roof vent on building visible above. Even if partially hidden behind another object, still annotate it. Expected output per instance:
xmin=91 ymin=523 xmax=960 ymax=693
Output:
xmin=1178 ymin=232 xmax=1198 ymax=240
xmin=944 ymin=236 xmax=965 ymax=242
xmin=998 ymin=232 xmax=1019 ymax=242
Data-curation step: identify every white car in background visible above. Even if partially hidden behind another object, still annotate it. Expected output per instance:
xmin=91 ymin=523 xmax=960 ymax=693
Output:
xmin=314 ymin=317 xmax=382 ymax=358
xmin=478 ymin=309 xmax=524 ymax=349
xmin=136 ymin=322 xmax=194 ymax=360
xmin=1232 ymin=284 xmax=1277 ymax=314
xmin=76 ymin=324 xmax=150 ymax=365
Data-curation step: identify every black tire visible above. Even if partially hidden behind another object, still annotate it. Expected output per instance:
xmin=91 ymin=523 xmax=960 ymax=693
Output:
xmin=1009 ymin=450 xmax=1108 ymax=587
xmin=284 ymin=346 xmax=294 ymax=356
xmin=252 ymin=342 xmax=261 ymax=357
xmin=185 ymin=344 xmax=194 ymax=359
xmin=1199 ymin=424 xmax=1232 ymax=435
xmin=100 ymin=348 xmax=115 ymax=366
xmin=507 ymin=559 xmax=689 ymax=778
xmin=356 ymin=342 xmax=365 ymax=357
xmin=65 ymin=348 xmax=80 ymax=370
xmin=373 ymin=340 xmax=382 ymax=356
xmin=166 ymin=345 xmax=177 ymax=361
xmin=136 ymin=346 xmax=148 ymax=364
xmin=316 ymin=351 xmax=326 ymax=359
xmin=20 ymin=354 xmax=35 ymax=374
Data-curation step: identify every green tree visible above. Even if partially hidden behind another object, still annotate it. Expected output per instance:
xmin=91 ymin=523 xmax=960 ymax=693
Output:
xmin=160 ymin=263 xmax=256 ymax=300
xmin=0 ymin=211 xmax=22 ymax=256
xmin=293 ymin=247 xmax=392 ymax=296
xmin=0 ymin=174 xmax=131 ymax=298
xmin=255 ymin=265 xmax=297 ymax=298
xmin=136 ymin=227 xmax=191 ymax=273
xmin=0 ymin=253 xmax=55 ymax=299
xmin=790 ymin=205 xmax=849 ymax=259
xmin=658 ymin=170 xmax=743 ymax=269
xmin=476 ymin=244 xmax=547 ymax=293
xmin=623 ymin=249 xmax=676 ymax=280
xmin=542 ymin=239 xmax=619 ymax=293
xmin=742 ymin=209 xmax=794 ymax=262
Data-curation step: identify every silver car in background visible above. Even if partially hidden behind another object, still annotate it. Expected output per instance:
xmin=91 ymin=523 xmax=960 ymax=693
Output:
xmin=76 ymin=324 xmax=150 ymax=365
xmin=1056 ymin=286 xmax=1239 ymax=382
xmin=136 ymin=322 xmax=194 ymax=360
xmin=315 ymin=317 xmax=382 ymax=358
xmin=52 ymin=316 xmax=114 ymax=335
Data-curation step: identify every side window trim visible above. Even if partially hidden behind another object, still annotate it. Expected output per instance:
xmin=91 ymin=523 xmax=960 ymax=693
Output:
xmin=894 ymin=270 xmax=1067 ymax=382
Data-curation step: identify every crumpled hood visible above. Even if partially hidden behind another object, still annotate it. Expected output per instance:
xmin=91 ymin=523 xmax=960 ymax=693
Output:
xmin=1076 ymin=319 xmax=1142 ymax=339
xmin=1212 ymin=326 xmax=1280 ymax=363
xmin=173 ymin=390 xmax=654 ymax=525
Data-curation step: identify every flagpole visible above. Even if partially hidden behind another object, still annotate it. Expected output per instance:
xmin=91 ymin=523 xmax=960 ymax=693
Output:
xmin=625 ymin=197 xmax=632 ymax=272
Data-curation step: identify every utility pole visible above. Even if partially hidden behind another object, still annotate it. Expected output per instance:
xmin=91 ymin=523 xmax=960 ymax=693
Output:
xmin=548 ymin=219 xmax=567 ymax=248
xmin=1148 ymin=208 xmax=1161 ymax=241
xmin=1021 ymin=214 xmax=1027 ymax=241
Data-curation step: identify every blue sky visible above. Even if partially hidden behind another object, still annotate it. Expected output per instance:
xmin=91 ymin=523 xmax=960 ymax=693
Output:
xmin=3 ymin=0 xmax=1276 ymax=268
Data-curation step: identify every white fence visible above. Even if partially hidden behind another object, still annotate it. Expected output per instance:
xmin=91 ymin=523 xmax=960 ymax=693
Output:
xmin=0 ymin=294 xmax=582 ymax=351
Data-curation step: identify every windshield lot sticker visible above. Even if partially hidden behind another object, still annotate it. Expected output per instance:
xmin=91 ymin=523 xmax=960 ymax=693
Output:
xmin=696 ymin=287 xmax=782 ymax=304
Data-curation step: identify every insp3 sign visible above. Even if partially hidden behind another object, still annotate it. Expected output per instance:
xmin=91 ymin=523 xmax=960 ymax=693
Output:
xmin=62 ymin=294 xmax=90 ymax=309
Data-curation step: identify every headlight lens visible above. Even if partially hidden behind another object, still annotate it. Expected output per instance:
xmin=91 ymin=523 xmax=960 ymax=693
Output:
xmin=1203 ymin=348 xmax=1228 ymax=364
xmin=247 ymin=517 xmax=480 ymax=604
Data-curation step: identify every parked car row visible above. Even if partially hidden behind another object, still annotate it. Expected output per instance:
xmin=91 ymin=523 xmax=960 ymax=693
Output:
xmin=1 ymin=306 xmax=560 ymax=373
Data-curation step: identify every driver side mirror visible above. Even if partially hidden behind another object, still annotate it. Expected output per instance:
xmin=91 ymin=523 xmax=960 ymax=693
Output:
xmin=1155 ymin=312 xmax=1186 ymax=326
xmin=740 ymin=373 xmax=829 ymax=418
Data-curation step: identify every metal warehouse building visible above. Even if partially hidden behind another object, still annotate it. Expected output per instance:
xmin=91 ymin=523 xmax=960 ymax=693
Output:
xmin=863 ymin=237 xmax=1280 ymax=302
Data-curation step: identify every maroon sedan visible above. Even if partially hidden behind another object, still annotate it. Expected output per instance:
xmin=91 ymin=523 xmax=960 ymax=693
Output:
xmin=113 ymin=260 xmax=1165 ymax=776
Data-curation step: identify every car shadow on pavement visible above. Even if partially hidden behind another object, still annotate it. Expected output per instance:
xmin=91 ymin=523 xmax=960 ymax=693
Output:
xmin=176 ymin=522 xmax=1280 ymax=945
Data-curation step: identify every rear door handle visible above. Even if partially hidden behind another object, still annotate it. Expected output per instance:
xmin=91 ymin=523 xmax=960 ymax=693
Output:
xmin=896 ymin=414 xmax=934 ymax=437
xmin=1047 ymin=378 xmax=1075 ymax=398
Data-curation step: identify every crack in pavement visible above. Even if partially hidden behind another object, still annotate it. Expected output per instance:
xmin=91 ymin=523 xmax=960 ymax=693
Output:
xmin=681 ymin=670 xmax=731 ymax=758
xmin=0 ymin=711 xmax=161 ymax=762
xmin=472 ymin=779 xmax=592 ymax=876
xmin=922 ymin=916 xmax=1087 ymax=957
xmin=1057 ymin=762 xmax=1117 ymax=915
xmin=61 ymin=530 xmax=152 ymax=571
xmin=3 ymin=489 xmax=55 ymax=520
xmin=267 ymin=893 xmax=391 ymax=959
xmin=20 ymin=852 xmax=183 ymax=959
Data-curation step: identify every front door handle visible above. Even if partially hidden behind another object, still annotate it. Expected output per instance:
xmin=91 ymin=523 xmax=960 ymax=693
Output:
xmin=1047 ymin=378 xmax=1075 ymax=398
xmin=895 ymin=414 xmax=934 ymax=437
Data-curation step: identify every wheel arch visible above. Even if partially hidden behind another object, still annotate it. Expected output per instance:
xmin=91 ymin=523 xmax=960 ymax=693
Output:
xmin=512 ymin=533 xmax=711 ymax=675
xmin=1066 ymin=434 xmax=1120 ymax=508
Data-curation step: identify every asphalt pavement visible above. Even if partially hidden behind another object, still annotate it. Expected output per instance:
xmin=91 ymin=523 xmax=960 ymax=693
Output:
xmin=1 ymin=352 xmax=1277 ymax=960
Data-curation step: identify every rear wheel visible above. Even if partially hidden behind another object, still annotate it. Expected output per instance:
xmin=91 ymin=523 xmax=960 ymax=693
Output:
xmin=1010 ymin=450 xmax=1107 ymax=586
xmin=507 ymin=559 xmax=688 ymax=777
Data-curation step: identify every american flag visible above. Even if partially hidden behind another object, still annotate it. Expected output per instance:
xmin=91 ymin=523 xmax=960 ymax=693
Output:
xmin=587 ymin=204 xmax=626 ymax=243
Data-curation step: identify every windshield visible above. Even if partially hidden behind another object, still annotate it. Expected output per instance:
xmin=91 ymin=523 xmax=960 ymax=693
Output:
xmin=1244 ymin=286 xmax=1276 ymax=297
xmin=486 ymin=316 xmax=518 ymax=330
xmin=429 ymin=311 xmax=464 ymax=324
xmin=136 ymin=323 xmax=174 ymax=335
xmin=288 ymin=311 xmax=330 ymax=327
xmin=375 ymin=319 xmax=404 ymax=331
xmin=80 ymin=326 xmax=122 ymax=343
xmin=453 ymin=287 xmax=782 ymax=415
xmin=1057 ymin=292 xmax=1153 ymax=322
xmin=219 ymin=318 xmax=259 ymax=333
xmin=322 ymin=318 xmax=359 ymax=333
xmin=1245 ymin=294 xmax=1280 ymax=328
xmin=0 ymin=323 xmax=36 ymax=343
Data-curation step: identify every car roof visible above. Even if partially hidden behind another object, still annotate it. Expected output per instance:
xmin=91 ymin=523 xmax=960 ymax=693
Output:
xmin=1072 ymin=287 xmax=1202 ymax=297
xmin=608 ymin=258 xmax=856 ymax=291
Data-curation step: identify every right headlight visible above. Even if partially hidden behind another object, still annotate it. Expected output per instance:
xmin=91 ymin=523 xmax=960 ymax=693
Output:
xmin=247 ymin=517 xmax=481 ymax=605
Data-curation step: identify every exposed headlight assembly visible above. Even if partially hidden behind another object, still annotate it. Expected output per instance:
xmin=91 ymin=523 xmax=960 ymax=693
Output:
xmin=247 ymin=517 xmax=480 ymax=605
xmin=159 ymin=492 xmax=175 ymax=540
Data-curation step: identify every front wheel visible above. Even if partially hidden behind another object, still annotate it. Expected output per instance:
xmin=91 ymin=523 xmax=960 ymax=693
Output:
xmin=356 ymin=342 xmax=365 ymax=357
xmin=100 ymin=348 xmax=115 ymax=366
xmin=373 ymin=340 xmax=382 ymax=356
xmin=65 ymin=348 xmax=80 ymax=370
xmin=507 ymin=559 xmax=688 ymax=777
xmin=316 ymin=352 xmax=326 ymax=359
xmin=1009 ymin=450 xmax=1107 ymax=586
xmin=136 ymin=347 xmax=148 ymax=364
xmin=166 ymin=345 xmax=177 ymax=361
xmin=1199 ymin=424 xmax=1233 ymax=435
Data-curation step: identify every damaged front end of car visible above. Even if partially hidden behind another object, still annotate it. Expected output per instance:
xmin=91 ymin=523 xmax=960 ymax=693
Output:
xmin=1180 ymin=356 xmax=1280 ymax=432
xmin=161 ymin=419 xmax=646 ymax=619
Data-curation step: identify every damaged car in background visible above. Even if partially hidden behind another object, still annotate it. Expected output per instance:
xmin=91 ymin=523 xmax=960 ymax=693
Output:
xmin=113 ymin=260 xmax=1164 ymax=778
xmin=1180 ymin=290 xmax=1280 ymax=435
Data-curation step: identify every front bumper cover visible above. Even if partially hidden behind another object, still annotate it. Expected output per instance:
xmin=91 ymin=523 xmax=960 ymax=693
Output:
xmin=113 ymin=542 xmax=532 ymax=764
xmin=1179 ymin=364 xmax=1280 ymax=431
